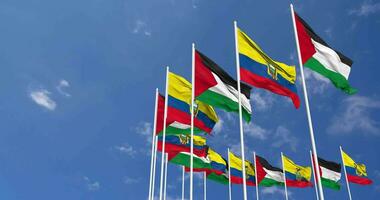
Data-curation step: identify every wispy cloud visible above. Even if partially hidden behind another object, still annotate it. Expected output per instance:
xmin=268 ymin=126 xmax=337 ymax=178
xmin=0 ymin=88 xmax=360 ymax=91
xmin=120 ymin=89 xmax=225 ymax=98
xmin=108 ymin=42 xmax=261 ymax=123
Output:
xmin=261 ymin=187 xmax=292 ymax=198
xmin=113 ymin=143 xmax=137 ymax=157
xmin=83 ymin=176 xmax=100 ymax=191
xmin=132 ymin=20 xmax=151 ymax=36
xmin=124 ymin=176 xmax=141 ymax=184
xmin=271 ymin=126 xmax=298 ymax=152
xmin=244 ymin=122 xmax=269 ymax=140
xmin=349 ymin=1 xmax=380 ymax=16
xmin=136 ymin=122 xmax=153 ymax=142
xmin=250 ymin=91 xmax=275 ymax=112
xmin=29 ymin=89 xmax=57 ymax=111
xmin=56 ymin=79 xmax=71 ymax=97
xmin=328 ymin=95 xmax=380 ymax=135
xmin=213 ymin=118 xmax=224 ymax=135
xmin=304 ymin=68 xmax=331 ymax=95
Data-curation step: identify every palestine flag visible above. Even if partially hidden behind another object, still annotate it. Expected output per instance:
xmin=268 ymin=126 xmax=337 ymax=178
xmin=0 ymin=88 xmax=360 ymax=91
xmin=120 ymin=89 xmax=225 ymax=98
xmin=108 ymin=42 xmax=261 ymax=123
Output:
xmin=168 ymin=151 xmax=211 ymax=169
xmin=317 ymin=157 xmax=342 ymax=190
xmin=195 ymin=50 xmax=252 ymax=122
xmin=294 ymin=12 xmax=357 ymax=94
xmin=256 ymin=155 xmax=284 ymax=187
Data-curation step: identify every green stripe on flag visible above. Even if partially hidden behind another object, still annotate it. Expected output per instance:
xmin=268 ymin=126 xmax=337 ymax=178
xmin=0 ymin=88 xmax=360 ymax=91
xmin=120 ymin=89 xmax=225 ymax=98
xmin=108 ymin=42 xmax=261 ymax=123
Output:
xmin=304 ymin=57 xmax=357 ymax=94
xmin=197 ymin=90 xmax=251 ymax=122
xmin=321 ymin=177 xmax=340 ymax=190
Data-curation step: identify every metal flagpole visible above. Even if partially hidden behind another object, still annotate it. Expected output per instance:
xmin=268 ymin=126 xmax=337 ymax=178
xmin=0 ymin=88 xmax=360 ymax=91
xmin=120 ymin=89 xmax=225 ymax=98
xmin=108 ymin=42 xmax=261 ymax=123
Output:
xmin=182 ymin=166 xmax=185 ymax=200
xmin=290 ymin=4 xmax=325 ymax=200
xmin=281 ymin=153 xmax=289 ymax=200
xmin=310 ymin=150 xmax=320 ymax=200
xmin=152 ymin=135 xmax=158 ymax=200
xmin=228 ymin=148 xmax=232 ymax=200
xmin=190 ymin=43 xmax=195 ymax=200
xmin=159 ymin=67 xmax=170 ymax=200
xmin=340 ymin=146 xmax=353 ymax=200
xmin=164 ymin=153 xmax=168 ymax=200
xmin=204 ymin=171 xmax=207 ymax=200
xmin=253 ymin=152 xmax=259 ymax=200
xmin=148 ymin=89 xmax=159 ymax=200
xmin=233 ymin=20 xmax=248 ymax=200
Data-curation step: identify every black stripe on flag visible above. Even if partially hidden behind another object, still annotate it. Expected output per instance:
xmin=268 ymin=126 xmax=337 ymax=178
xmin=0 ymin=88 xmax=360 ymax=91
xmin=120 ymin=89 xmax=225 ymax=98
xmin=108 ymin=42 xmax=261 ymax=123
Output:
xmin=295 ymin=12 xmax=353 ymax=67
xmin=257 ymin=155 xmax=283 ymax=172
xmin=318 ymin=157 xmax=341 ymax=173
xmin=196 ymin=50 xmax=252 ymax=99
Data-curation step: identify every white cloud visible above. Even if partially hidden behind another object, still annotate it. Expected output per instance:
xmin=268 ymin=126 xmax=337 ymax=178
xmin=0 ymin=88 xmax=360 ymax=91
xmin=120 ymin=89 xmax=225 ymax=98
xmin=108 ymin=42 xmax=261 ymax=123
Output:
xmin=213 ymin=118 xmax=224 ymax=135
xmin=124 ymin=176 xmax=141 ymax=184
xmin=250 ymin=91 xmax=275 ymax=111
xmin=114 ymin=143 xmax=137 ymax=157
xmin=261 ymin=187 xmax=292 ymax=198
xmin=136 ymin=122 xmax=153 ymax=142
xmin=271 ymin=126 xmax=298 ymax=152
xmin=244 ymin=122 xmax=269 ymax=140
xmin=328 ymin=95 xmax=380 ymax=135
xmin=349 ymin=1 xmax=380 ymax=16
xmin=132 ymin=20 xmax=151 ymax=36
xmin=324 ymin=27 xmax=333 ymax=38
xmin=83 ymin=176 xmax=100 ymax=191
xmin=56 ymin=79 xmax=71 ymax=97
xmin=304 ymin=68 xmax=331 ymax=94
xmin=29 ymin=89 xmax=57 ymax=111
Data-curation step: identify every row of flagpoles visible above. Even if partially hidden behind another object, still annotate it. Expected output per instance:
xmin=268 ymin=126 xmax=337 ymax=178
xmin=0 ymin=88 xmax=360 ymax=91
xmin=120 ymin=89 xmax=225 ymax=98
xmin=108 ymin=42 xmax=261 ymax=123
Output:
xmin=146 ymin=3 xmax=370 ymax=200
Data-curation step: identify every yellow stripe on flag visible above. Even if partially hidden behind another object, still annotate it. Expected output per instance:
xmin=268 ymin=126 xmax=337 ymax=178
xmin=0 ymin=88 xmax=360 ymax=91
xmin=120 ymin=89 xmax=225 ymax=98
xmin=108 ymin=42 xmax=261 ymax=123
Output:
xmin=168 ymin=72 xmax=218 ymax=123
xmin=283 ymin=155 xmax=311 ymax=181
xmin=342 ymin=150 xmax=368 ymax=176
xmin=229 ymin=152 xmax=255 ymax=176
xmin=208 ymin=148 xmax=226 ymax=166
xmin=237 ymin=28 xmax=296 ymax=83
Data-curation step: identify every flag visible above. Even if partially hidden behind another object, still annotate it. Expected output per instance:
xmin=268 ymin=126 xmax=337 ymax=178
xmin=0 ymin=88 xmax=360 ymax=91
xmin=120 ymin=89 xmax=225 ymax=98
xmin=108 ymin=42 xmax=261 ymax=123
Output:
xmin=185 ymin=148 xmax=227 ymax=175
xmin=157 ymin=135 xmax=208 ymax=157
xmin=256 ymin=155 xmax=284 ymax=187
xmin=206 ymin=171 xmax=229 ymax=185
xmin=237 ymin=27 xmax=300 ymax=108
xmin=169 ymin=151 xmax=211 ymax=169
xmin=282 ymin=154 xmax=312 ymax=187
xmin=229 ymin=151 xmax=256 ymax=186
xmin=194 ymin=49 xmax=253 ymax=122
xmin=342 ymin=150 xmax=373 ymax=185
xmin=317 ymin=157 xmax=342 ymax=190
xmin=167 ymin=72 xmax=219 ymax=134
xmin=155 ymin=93 xmax=203 ymax=135
xmin=294 ymin=12 xmax=357 ymax=94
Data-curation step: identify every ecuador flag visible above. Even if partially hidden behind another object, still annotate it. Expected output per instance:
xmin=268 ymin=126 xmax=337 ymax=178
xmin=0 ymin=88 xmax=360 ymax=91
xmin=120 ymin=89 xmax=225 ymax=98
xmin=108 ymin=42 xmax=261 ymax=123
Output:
xmin=341 ymin=150 xmax=373 ymax=185
xmin=237 ymin=27 xmax=300 ymax=108
xmin=282 ymin=154 xmax=312 ymax=187
xmin=168 ymin=72 xmax=219 ymax=134
xmin=229 ymin=151 xmax=256 ymax=186
xmin=157 ymin=135 xmax=208 ymax=157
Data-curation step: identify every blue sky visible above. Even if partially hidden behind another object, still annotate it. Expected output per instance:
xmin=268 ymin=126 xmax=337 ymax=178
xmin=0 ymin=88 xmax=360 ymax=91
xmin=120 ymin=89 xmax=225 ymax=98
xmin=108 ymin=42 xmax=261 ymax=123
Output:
xmin=0 ymin=0 xmax=379 ymax=199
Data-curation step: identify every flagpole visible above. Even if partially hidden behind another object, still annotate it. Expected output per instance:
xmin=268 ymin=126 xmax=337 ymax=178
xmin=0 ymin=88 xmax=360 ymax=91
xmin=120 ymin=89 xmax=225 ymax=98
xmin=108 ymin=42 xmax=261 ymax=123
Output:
xmin=190 ymin=42 xmax=195 ymax=200
xmin=253 ymin=152 xmax=259 ymax=200
xmin=152 ymin=135 xmax=158 ymax=200
xmin=310 ymin=150 xmax=319 ymax=200
xmin=148 ymin=89 xmax=159 ymax=200
xmin=233 ymin=20 xmax=248 ymax=200
xmin=164 ymin=153 xmax=168 ymax=200
xmin=159 ymin=66 xmax=170 ymax=200
xmin=281 ymin=153 xmax=289 ymax=200
xmin=340 ymin=146 xmax=352 ymax=200
xmin=228 ymin=148 xmax=232 ymax=200
xmin=290 ymin=4 xmax=325 ymax=200
xmin=204 ymin=171 xmax=207 ymax=200
xmin=182 ymin=166 xmax=185 ymax=200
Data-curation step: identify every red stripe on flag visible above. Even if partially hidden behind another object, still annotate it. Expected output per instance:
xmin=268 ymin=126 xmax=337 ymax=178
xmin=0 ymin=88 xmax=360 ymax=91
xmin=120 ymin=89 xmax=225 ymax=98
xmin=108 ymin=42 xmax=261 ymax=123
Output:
xmin=240 ymin=68 xmax=300 ymax=108
xmin=157 ymin=141 xmax=207 ymax=157
xmin=286 ymin=179 xmax=313 ymax=188
xmin=294 ymin=13 xmax=316 ymax=64
xmin=195 ymin=51 xmax=218 ymax=97
xmin=347 ymin=174 xmax=373 ymax=185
